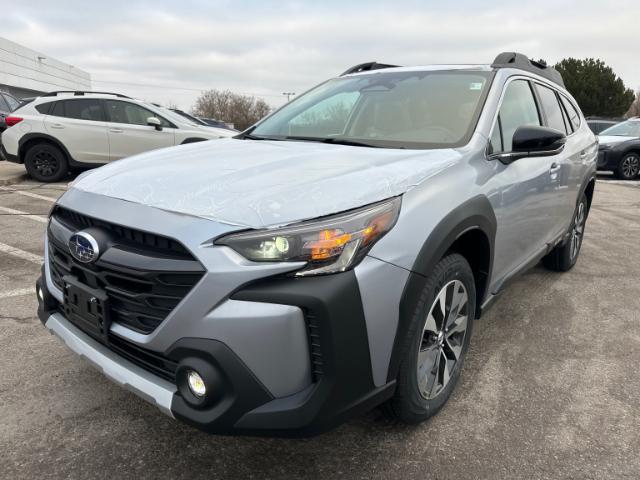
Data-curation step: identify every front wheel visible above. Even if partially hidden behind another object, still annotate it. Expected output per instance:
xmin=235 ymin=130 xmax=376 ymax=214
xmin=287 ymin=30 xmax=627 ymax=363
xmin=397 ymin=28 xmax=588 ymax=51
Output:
xmin=543 ymin=193 xmax=588 ymax=272
xmin=386 ymin=253 xmax=475 ymax=424
xmin=615 ymin=153 xmax=640 ymax=180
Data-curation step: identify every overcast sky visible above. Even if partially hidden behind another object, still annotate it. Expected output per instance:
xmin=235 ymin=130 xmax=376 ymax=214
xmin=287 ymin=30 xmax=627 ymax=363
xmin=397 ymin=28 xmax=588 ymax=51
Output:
xmin=4 ymin=0 xmax=639 ymax=110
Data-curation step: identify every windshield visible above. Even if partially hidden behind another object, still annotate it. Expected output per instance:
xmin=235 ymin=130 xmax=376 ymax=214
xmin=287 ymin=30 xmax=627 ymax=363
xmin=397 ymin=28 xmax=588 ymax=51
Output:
xmin=600 ymin=121 xmax=640 ymax=137
xmin=250 ymin=70 xmax=492 ymax=149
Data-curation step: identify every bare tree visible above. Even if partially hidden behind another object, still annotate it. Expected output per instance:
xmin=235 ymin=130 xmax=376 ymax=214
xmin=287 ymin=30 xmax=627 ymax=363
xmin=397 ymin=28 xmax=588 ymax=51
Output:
xmin=191 ymin=90 xmax=272 ymax=130
xmin=626 ymin=89 xmax=640 ymax=118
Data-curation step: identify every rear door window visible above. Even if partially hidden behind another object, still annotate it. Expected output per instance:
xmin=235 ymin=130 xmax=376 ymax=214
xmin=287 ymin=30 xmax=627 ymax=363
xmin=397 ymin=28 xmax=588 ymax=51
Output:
xmin=50 ymin=101 xmax=64 ymax=117
xmin=559 ymin=95 xmax=581 ymax=131
xmin=535 ymin=84 xmax=568 ymax=134
xmin=63 ymin=99 xmax=105 ymax=121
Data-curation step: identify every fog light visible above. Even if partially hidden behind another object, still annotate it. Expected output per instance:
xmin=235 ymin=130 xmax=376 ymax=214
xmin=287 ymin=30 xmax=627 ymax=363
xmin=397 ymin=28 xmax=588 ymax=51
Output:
xmin=187 ymin=370 xmax=206 ymax=397
xmin=37 ymin=285 xmax=44 ymax=301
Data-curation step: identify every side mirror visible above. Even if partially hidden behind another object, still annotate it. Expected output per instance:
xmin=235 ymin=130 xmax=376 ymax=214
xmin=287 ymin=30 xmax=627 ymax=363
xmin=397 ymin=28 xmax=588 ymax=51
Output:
xmin=147 ymin=116 xmax=162 ymax=131
xmin=491 ymin=125 xmax=566 ymax=164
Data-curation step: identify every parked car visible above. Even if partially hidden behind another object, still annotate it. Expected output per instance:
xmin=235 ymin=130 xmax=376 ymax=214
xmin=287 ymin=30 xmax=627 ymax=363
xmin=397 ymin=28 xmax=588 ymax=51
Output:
xmin=0 ymin=91 xmax=20 ymax=133
xmin=586 ymin=118 xmax=621 ymax=135
xmin=597 ymin=118 xmax=640 ymax=179
xmin=0 ymin=91 xmax=235 ymax=182
xmin=200 ymin=117 xmax=236 ymax=130
xmin=36 ymin=53 xmax=596 ymax=437
xmin=161 ymin=107 xmax=237 ymax=132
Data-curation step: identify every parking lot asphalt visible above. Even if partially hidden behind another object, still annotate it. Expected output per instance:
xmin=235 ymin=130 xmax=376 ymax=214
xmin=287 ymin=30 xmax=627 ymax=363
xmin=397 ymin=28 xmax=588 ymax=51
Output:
xmin=1 ymin=175 xmax=639 ymax=480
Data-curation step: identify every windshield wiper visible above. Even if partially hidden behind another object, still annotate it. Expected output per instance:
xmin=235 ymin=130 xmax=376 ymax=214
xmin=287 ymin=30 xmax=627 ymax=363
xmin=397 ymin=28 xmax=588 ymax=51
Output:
xmin=283 ymin=136 xmax=384 ymax=148
xmin=235 ymin=132 xmax=283 ymax=141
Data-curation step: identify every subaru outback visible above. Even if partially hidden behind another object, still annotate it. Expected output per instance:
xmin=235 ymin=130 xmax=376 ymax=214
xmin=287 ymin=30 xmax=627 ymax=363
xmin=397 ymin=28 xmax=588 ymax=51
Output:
xmin=36 ymin=52 xmax=597 ymax=437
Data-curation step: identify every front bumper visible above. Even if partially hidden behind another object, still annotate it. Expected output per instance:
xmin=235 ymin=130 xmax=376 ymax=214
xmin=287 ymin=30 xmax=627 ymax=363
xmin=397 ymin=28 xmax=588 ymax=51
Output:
xmin=44 ymin=311 xmax=176 ymax=417
xmin=38 ymin=265 xmax=396 ymax=437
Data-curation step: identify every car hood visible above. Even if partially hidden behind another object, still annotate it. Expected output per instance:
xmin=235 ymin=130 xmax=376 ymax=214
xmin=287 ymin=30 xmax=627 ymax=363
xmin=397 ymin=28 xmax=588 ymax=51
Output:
xmin=197 ymin=125 xmax=236 ymax=138
xmin=72 ymin=138 xmax=461 ymax=228
xmin=598 ymin=135 xmax=637 ymax=146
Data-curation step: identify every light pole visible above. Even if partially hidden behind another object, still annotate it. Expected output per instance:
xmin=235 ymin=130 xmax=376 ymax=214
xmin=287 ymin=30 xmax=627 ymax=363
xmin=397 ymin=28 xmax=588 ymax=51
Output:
xmin=282 ymin=92 xmax=296 ymax=102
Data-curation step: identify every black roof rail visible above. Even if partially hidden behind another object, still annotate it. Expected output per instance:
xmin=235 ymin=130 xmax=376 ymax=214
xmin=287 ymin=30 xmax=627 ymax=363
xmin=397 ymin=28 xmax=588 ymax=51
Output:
xmin=41 ymin=91 xmax=132 ymax=99
xmin=340 ymin=62 xmax=400 ymax=76
xmin=491 ymin=52 xmax=565 ymax=87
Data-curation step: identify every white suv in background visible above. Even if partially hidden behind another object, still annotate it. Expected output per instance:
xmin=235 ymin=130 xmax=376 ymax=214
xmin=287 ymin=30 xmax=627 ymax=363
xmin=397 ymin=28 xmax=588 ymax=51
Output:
xmin=0 ymin=91 xmax=235 ymax=182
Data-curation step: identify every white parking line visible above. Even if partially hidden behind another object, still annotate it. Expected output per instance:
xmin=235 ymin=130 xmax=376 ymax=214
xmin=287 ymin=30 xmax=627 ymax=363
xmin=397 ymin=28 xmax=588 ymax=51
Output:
xmin=0 ymin=241 xmax=44 ymax=264
xmin=0 ymin=287 xmax=35 ymax=299
xmin=0 ymin=186 xmax=58 ymax=202
xmin=0 ymin=206 xmax=48 ymax=223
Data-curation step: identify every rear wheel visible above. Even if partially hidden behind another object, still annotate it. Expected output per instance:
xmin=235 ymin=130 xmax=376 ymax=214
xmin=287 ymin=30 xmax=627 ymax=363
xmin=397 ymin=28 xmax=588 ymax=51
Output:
xmin=24 ymin=143 xmax=68 ymax=182
xmin=614 ymin=153 xmax=640 ymax=180
xmin=386 ymin=254 xmax=475 ymax=424
xmin=543 ymin=193 xmax=588 ymax=272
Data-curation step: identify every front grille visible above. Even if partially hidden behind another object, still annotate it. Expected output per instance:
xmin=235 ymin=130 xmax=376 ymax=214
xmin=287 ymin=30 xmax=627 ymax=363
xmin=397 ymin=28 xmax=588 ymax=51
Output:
xmin=49 ymin=208 xmax=205 ymax=334
xmin=305 ymin=310 xmax=324 ymax=381
xmin=53 ymin=206 xmax=192 ymax=259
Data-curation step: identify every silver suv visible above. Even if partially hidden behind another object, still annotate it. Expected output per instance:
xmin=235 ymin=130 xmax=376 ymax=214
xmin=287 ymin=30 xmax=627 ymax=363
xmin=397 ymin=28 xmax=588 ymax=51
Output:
xmin=36 ymin=52 xmax=597 ymax=437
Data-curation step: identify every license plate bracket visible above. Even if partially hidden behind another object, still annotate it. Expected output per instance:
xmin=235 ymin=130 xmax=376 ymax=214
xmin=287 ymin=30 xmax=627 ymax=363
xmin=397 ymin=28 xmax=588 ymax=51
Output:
xmin=62 ymin=275 xmax=111 ymax=343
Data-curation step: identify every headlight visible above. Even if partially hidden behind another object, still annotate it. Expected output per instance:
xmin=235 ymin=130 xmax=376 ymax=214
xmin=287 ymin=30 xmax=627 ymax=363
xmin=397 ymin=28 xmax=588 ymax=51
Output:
xmin=598 ymin=143 xmax=612 ymax=151
xmin=216 ymin=197 xmax=401 ymax=276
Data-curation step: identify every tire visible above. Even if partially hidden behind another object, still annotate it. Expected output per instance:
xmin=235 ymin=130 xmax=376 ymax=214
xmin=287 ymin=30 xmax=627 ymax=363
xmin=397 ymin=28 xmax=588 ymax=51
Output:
xmin=24 ymin=143 xmax=68 ymax=182
xmin=614 ymin=153 xmax=640 ymax=180
xmin=386 ymin=253 xmax=475 ymax=424
xmin=542 ymin=193 xmax=588 ymax=272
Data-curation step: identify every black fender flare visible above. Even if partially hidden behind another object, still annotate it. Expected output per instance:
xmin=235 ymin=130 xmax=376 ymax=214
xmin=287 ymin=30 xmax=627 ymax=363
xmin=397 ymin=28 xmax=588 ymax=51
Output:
xmin=386 ymin=195 xmax=496 ymax=383
xmin=18 ymin=132 xmax=75 ymax=165
xmin=579 ymin=173 xmax=597 ymax=210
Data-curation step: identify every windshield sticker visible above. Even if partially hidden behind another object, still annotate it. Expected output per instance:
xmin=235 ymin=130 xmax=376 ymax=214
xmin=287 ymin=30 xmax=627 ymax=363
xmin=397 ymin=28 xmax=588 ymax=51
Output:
xmin=469 ymin=82 xmax=483 ymax=91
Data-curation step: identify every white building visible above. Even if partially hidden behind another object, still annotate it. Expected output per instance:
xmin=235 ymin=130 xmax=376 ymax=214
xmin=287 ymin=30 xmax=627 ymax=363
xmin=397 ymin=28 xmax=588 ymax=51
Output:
xmin=0 ymin=37 xmax=91 ymax=98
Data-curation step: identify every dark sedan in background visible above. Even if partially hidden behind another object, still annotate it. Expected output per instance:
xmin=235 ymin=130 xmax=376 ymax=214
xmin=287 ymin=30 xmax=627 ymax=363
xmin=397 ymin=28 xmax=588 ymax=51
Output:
xmin=587 ymin=118 xmax=621 ymax=135
xmin=0 ymin=91 xmax=21 ymax=132
xmin=597 ymin=118 xmax=640 ymax=179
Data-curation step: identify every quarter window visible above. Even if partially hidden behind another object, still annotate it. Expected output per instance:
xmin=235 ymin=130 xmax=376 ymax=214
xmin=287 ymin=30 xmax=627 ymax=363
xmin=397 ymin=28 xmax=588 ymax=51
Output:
xmin=492 ymin=80 xmax=541 ymax=153
xmin=0 ymin=95 xmax=8 ymax=111
xmin=536 ymin=84 xmax=567 ymax=134
xmin=35 ymin=102 xmax=54 ymax=115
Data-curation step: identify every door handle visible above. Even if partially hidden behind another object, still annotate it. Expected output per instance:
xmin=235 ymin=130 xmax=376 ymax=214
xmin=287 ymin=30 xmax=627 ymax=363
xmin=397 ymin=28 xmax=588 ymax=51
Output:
xmin=109 ymin=128 xmax=123 ymax=133
xmin=579 ymin=151 xmax=589 ymax=160
xmin=549 ymin=163 xmax=561 ymax=177
xmin=50 ymin=123 xmax=65 ymax=129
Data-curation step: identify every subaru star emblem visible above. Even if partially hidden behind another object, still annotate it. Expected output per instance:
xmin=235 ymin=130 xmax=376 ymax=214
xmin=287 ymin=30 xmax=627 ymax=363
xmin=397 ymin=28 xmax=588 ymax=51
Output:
xmin=68 ymin=232 xmax=100 ymax=263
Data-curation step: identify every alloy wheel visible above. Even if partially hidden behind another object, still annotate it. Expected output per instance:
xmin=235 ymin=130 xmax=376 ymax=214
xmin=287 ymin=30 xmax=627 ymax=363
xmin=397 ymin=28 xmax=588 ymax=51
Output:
xmin=33 ymin=150 xmax=59 ymax=177
xmin=416 ymin=280 xmax=469 ymax=400
xmin=621 ymin=154 xmax=640 ymax=179
xmin=570 ymin=201 xmax=586 ymax=260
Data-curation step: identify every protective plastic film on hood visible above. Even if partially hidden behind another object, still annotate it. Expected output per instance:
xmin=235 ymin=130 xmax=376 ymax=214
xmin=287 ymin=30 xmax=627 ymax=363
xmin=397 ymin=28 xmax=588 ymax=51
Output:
xmin=72 ymin=138 xmax=461 ymax=228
